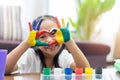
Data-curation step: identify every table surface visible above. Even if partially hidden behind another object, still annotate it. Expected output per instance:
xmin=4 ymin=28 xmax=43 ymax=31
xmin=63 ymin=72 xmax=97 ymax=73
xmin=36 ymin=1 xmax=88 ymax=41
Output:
xmin=4 ymin=68 xmax=120 ymax=80
xmin=5 ymin=73 xmax=40 ymax=80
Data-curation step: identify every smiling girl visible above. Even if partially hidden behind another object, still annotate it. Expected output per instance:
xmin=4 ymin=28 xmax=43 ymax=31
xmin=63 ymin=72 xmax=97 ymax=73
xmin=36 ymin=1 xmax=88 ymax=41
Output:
xmin=5 ymin=15 xmax=90 ymax=74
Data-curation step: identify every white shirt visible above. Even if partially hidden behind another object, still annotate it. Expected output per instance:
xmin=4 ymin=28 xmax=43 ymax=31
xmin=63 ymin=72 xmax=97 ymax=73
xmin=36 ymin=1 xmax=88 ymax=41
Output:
xmin=17 ymin=48 xmax=74 ymax=73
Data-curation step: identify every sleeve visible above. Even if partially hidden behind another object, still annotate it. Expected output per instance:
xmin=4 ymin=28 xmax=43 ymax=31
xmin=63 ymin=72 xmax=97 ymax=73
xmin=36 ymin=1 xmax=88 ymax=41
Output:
xmin=17 ymin=48 xmax=36 ymax=73
xmin=58 ymin=49 xmax=75 ymax=68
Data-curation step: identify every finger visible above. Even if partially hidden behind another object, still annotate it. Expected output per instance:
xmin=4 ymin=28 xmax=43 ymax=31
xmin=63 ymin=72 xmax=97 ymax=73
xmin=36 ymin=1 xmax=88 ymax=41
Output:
xmin=55 ymin=17 xmax=61 ymax=28
xmin=61 ymin=18 xmax=65 ymax=28
xmin=49 ymin=40 xmax=57 ymax=46
xmin=66 ymin=22 xmax=69 ymax=29
xmin=36 ymin=30 xmax=50 ymax=39
xmin=38 ymin=30 xmax=50 ymax=35
xmin=36 ymin=18 xmax=43 ymax=30
xmin=28 ymin=22 xmax=32 ymax=31
xmin=32 ymin=20 xmax=36 ymax=30
xmin=50 ymin=28 xmax=57 ymax=35
xmin=56 ymin=29 xmax=64 ymax=44
xmin=36 ymin=40 xmax=48 ymax=46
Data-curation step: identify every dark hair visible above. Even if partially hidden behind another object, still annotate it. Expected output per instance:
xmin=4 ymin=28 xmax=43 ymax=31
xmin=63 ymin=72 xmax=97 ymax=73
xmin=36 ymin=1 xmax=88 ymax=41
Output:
xmin=32 ymin=15 xmax=56 ymax=27
xmin=32 ymin=45 xmax=65 ymax=71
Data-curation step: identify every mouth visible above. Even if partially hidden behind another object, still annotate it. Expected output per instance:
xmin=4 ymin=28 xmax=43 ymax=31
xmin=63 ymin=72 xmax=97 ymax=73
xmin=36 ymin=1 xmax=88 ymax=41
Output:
xmin=46 ymin=43 xmax=58 ymax=50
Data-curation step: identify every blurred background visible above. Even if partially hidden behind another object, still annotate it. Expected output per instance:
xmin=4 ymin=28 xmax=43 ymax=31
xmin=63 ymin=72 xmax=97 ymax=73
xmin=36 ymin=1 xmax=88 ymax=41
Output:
xmin=0 ymin=0 xmax=120 ymax=65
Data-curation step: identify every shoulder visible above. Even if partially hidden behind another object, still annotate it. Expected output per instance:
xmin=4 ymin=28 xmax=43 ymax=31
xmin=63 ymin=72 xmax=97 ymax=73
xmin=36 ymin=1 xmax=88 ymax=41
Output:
xmin=17 ymin=48 xmax=41 ymax=73
xmin=58 ymin=49 xmax=74 ymax=67
xmin=26 ymin=48 xmax=40 ymax=60
xmin=59 ymin=49 xmax=72 ymax=58
xmin=18 ymin=48 xmax=39 ymax=62
xmin=61 ymin=49 xmax=71 ymax=54
xmin=24 ymin=48 xmax=37 ymax=56
xmin=25 ymin=48 xmax=35 ymax=54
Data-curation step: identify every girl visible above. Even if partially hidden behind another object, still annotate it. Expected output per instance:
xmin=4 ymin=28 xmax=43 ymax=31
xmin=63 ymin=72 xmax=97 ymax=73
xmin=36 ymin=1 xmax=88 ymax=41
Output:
xmin=5 ymin=15 xmax=90 ymax=74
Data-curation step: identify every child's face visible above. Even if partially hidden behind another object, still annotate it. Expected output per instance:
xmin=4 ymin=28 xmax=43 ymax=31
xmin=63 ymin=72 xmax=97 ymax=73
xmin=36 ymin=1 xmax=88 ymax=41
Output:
xmin=38 ymin=19 xmax=62 ymax=57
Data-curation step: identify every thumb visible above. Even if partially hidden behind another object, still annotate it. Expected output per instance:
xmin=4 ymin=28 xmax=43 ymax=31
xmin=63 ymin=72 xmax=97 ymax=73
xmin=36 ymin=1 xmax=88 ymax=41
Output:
xmin=56 ymin=29 xmax=64 ymax=44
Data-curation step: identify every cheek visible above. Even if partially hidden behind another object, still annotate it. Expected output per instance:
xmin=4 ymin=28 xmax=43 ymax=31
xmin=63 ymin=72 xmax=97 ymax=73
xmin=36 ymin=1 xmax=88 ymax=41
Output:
xmin=39 ymin=46 xmax=46 ymax=51
xmin=39 ymin=38 xmax=47 ymax=42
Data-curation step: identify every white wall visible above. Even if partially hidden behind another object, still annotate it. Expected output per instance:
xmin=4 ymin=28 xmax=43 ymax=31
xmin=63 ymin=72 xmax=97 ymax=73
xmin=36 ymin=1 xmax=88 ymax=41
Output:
xmin=21 ymin=0 xmax=48 ymax=40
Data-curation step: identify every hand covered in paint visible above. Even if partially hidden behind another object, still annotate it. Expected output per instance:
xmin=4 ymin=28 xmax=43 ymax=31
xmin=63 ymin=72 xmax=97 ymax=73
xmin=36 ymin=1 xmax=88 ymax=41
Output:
xmin=27 ymin=20 xmax=48 ymax=46
xmin=27 ymin=30 xmax=36 ymax=46
xmin=55 ymin=22 xmax=70 ymax=44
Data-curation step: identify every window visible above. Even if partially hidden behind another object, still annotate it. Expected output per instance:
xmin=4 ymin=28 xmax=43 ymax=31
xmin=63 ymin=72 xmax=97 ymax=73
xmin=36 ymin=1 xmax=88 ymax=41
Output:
xmin=0 ymin=0 xmax=22 ymax=41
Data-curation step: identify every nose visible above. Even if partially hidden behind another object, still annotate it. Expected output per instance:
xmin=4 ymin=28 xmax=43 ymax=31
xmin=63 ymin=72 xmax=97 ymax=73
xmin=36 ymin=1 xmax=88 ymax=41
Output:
xmin=46 ymin=36 xmax=53 ymax=43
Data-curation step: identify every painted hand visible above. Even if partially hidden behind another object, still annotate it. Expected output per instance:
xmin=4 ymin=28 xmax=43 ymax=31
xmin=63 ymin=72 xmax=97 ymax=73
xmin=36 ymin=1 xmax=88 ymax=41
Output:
xmin=27 ymin=20 xmax=48 ymax=46
xmin=55 ymin=22 xmax=70 ymax=44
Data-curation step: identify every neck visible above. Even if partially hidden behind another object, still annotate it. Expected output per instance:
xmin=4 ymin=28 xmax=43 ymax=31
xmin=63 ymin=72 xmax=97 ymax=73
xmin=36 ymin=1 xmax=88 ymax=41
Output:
xmin=45 ymin=58 xmax=54 ymax=68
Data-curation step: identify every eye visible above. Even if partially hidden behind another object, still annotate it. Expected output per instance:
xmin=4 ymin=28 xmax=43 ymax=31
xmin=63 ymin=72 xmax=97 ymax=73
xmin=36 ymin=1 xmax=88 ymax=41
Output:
xmin=50 ymin=33 xmax=56 ymax=37
xmin=51 ymin=31 xmax=56 ymax=35
xmin=39 ymin=35 xmax=46 ymax=39
xmin=50 ymin=28 xmax=57 ymax=35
